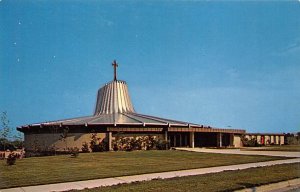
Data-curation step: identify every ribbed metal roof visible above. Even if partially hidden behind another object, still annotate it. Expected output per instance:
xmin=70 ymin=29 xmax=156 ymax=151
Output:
xmin=19 ymin=111 xmax=246 ymax=134
xmin=19 ymin=77 xmax=199 ymax=128
xmin=94 ymin=80 xmax=135 ymax=115
xmin=26 ymin=112 xmax=197 ymax=127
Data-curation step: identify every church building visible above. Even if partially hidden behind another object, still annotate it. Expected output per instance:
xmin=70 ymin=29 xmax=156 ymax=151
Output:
xmin=17 ymin=61 xmax=283 ymax=155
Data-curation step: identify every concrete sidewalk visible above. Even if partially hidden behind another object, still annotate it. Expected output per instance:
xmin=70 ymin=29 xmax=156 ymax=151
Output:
xmin=176 ymin=148 xmax=300 ymax=158
xmin=1 ymin=158 xmax=299 ymax=192
xmin=235 ymin=178 xmax=300 ymax=192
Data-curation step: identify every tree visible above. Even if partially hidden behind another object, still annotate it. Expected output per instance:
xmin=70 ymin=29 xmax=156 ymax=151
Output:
xmin=285 ymin=132 xmax=300 ymax=145
xmin=1 ymin=111 xmax=11 ymax=150
xmin=0 ymin=112 xmax=24 ymax=150
xmin=12 ymin=132 xmax=24 ymax=149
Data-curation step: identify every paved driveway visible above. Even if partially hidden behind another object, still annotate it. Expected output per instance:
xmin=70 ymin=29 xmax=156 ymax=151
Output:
xmin=175 ymin=148 xmax=300 ymax=158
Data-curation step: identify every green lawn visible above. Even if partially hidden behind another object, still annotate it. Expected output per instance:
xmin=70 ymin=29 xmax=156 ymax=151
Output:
xmin=243 ymin=145 xmax=300 ymax=152
xmin=0 ymin=150 xmax=289 ymax=189
xmin=75 ymin=163 xmax=300 ymax=192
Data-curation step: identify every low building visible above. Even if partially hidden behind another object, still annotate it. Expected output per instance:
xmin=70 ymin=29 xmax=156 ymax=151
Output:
xmin=17 ymin=61 xmax=283 ymax=156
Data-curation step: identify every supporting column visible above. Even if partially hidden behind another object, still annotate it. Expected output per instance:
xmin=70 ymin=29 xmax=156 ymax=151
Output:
xmin=271 ymin=135 xmax=274 ymax=144
xmin=174 ymin=135 xmax=176 ymax=147
xmin=108 ymin=132 xmax=112 ymax=151
xmin=179 ymin=134 xmax=182 ymax=147
xmin=230 ymin=134 xmax=234 ymax=147
xmin=275 ymin=136 xmax=279 ymax=145
xmin=217 ymin=133 xmax=222 ymax=147
xmin=190 ymin=132 xmax=195 ymax=148
xmin=257 ymin=135 xmax=261 ymax=145
xmin=268 ymin=135 xmax=272 ymax=145
xmin=280 ymin=135 xmax=284 ymax=145
xmin=164 ymin=131 xmax=168 ymax=142
xmin=261 ymin=135 xmax=265 ymax=145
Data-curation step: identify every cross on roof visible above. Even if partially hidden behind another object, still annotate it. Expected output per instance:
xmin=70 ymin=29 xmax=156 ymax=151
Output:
xmin=112 ymin=60 xmax=118 ymax=81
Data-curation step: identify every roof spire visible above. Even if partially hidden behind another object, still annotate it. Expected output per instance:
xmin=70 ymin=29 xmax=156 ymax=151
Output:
xmin=112 ymin=60 xmax=118 ymax=81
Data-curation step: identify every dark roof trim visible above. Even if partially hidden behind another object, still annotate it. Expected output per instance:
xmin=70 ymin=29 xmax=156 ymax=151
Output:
xmin=246 ymin=133 xmax=284 ymax=136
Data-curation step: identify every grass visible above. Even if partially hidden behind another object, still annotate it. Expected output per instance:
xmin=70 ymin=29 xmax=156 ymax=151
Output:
xmin=0 ymin=150 xmax=289 ymax=189
xmin=243 ymin=145 xmax=300 ymax=152
xmin=74 ymin=163 xmax=300 ymax=192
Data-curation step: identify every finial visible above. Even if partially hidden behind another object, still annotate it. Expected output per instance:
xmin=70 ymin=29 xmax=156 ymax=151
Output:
xmin=112 ymin=60 xmax=118 ymax=81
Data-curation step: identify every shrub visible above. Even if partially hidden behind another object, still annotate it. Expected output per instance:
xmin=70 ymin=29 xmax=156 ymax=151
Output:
xmin=242 ymin=136 xmax=259 ymax=147
xmin=0 ymin=152 xmax=5 ymax=160
xmin=113 ymin=137 xmax=134 ymax=151
xmin=100 ymin=141 xmax=108 ymax=151
xmin=144 ymin=136 xmax=156 ymax=150
xmin=156 ymin=139 xmax=170 ymax=150
xmin=112 ymin=136 xmax=159 ymax=151
xmin=81 ymin=142 xmax=89 ymax=153
xmin=90 ymin=133 xmax=108 ymax=152
xmin=285 ymin=136 xmax=300 ymax=145
xmin=6 ymin=152 xmax=17 ymax=165
xmin=94 ymin=141 xmax=107 ymax=152
xmin=46 ymin=146 xmax=57 ymax=156
xmin=69 ymin=147 xmax=79 ymax=158
xmin=119 ymin=137 xmax=134 ymax=151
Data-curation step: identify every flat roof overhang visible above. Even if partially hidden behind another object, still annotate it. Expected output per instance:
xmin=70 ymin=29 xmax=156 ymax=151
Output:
xmin=167 ymin=127 xmax=246 ymax=134
xmin=245 ymin=133 xmax=284 ymax=136
xmin=107 ymin=127 xmax=164 ymax=132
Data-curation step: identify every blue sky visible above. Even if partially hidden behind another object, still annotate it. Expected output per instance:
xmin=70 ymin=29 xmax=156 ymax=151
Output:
xmin=1 ymin=1 xmax=300 ymax=135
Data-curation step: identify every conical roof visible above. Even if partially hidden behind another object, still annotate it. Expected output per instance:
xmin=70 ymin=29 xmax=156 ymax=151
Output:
xmin=94 ymin=80 xmax=135 ymax=115
xmin=17 ymin=60 xmax=203 ymax=128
